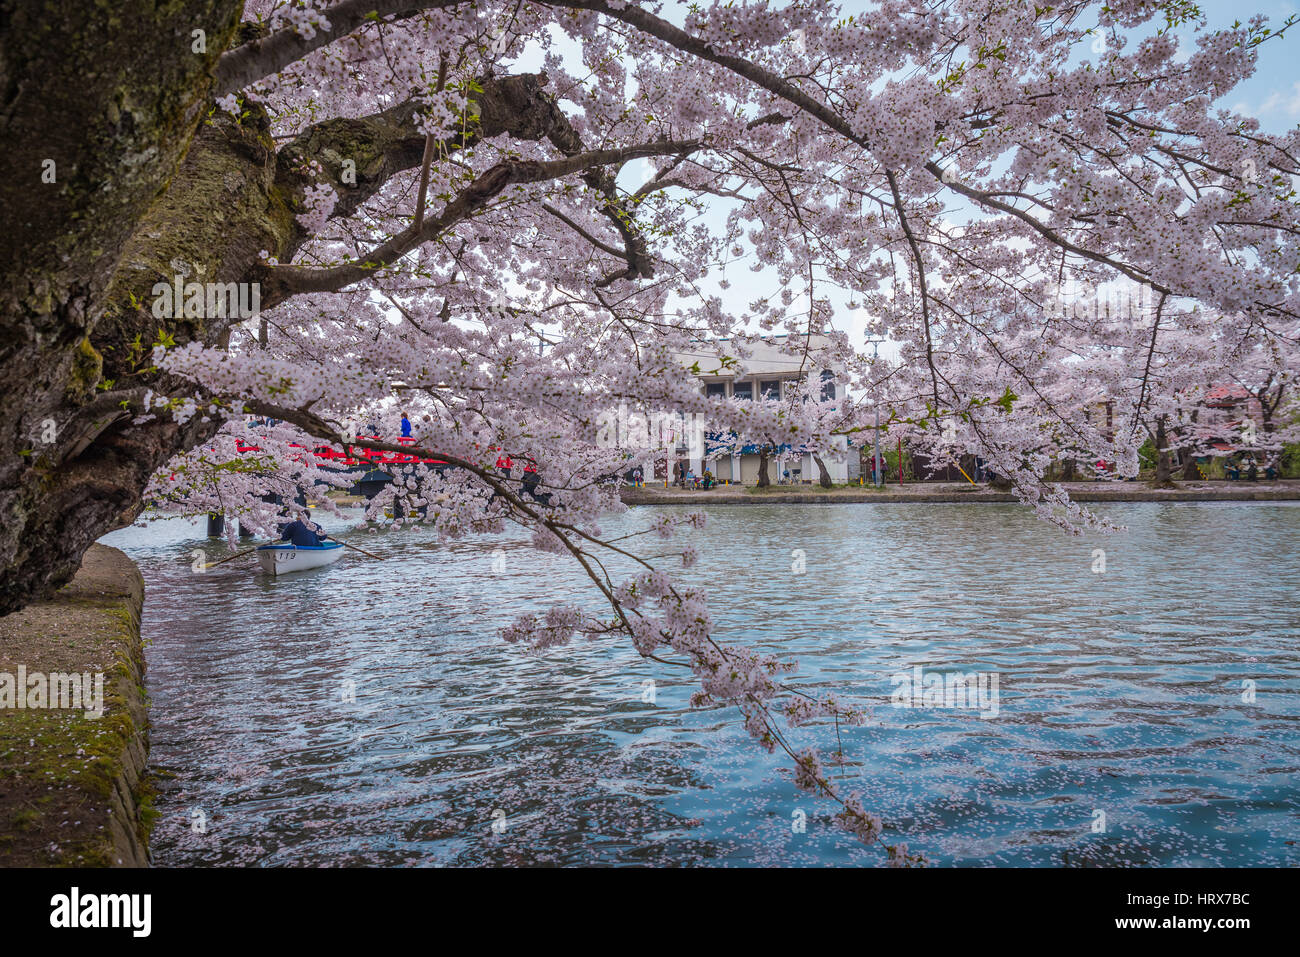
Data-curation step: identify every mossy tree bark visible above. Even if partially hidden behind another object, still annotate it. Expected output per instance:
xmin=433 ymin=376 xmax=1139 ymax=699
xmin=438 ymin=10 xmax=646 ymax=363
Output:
xmin=1152 ymin=415 xmax=1176 ymax=488
xmin=0 ymin=1 xmax=242 ymax=616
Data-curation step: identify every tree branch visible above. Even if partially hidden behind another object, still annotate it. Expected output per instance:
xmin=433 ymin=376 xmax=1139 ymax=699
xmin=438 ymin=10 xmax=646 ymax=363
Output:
xmin=215 ymin=0 xmax=462 ymax=96
xmin=260 ymin=139 xmax=701 ymax=305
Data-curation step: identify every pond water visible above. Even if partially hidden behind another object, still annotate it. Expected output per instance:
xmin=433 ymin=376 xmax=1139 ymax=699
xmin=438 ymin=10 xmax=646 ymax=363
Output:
xmin=101 ymin=501 xmax=1300 ymax=866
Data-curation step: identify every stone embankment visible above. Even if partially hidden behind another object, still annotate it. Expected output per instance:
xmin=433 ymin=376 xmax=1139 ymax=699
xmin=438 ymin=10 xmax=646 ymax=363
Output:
xmin=0 ymin=544 xmax=151 ymax=867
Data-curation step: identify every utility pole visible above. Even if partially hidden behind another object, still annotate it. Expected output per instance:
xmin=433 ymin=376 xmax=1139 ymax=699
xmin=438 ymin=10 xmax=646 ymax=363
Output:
xmin=867 ymin=336 xmax=884 ymax=487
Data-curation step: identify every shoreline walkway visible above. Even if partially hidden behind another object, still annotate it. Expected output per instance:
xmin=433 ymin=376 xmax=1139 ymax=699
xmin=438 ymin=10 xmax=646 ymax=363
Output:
xmin=622 ymin=479 xmax=1300 ymax=506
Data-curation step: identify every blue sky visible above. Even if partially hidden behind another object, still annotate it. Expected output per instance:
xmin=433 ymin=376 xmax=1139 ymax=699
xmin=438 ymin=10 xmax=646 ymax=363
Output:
xmin=1204 ymin=0 xmax=1300 ymax=130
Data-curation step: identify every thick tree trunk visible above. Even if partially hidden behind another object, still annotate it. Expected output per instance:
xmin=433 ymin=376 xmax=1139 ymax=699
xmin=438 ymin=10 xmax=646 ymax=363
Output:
xmin=812 ymin=453 xmax=833 ymax=488
xmin=0 ymin=1 xmax=243 ymax=615
xmin=1152 ymin=416 xmax=1175 ymax=488
xmin=757 ymin=449 xmax=771 ymax=487
xmin=0 ymin=99 xmax=293 ymax=615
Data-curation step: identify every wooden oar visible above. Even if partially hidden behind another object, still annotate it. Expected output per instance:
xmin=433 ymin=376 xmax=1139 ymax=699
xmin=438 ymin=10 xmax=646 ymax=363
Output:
xmin=328 ymin=538 xmax=384 ymax=561
xmin=201 ymin=546 xmax=260 ymax=570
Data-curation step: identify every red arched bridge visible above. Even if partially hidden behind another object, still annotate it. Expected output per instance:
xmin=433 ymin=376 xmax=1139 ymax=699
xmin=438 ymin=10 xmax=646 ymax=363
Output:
xmin=233 ymin=435 xmax=449 ymax=469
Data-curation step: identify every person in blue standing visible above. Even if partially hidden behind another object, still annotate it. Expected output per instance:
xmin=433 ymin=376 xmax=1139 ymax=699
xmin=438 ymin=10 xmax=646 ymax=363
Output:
xmin=278 ymin=509 xmax=326 ymax=546
xmin=400 ymin=412 xmax=412 ymax=438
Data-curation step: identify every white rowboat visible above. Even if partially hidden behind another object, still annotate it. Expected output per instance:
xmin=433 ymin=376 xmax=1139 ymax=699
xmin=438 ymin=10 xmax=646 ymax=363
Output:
xmin=256 ymin=542 xmax=345 ymax=576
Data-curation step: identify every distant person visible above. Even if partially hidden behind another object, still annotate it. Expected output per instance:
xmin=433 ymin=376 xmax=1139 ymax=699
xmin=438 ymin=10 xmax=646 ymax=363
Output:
xmin=400 ymin=412 xmax=412 ymax=438
xmin=278 ymin=509 xmax=325 ymax=547
xmin=521 ymin=467 xmax=552 ymax=506
xmin=496 ymin=452 xmax=513 ymax=479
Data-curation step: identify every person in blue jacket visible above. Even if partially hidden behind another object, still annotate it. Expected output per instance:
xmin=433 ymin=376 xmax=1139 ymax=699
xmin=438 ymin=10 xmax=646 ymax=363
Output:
xmin=278 ymin=510 xmax=326 ymax=546
xmin=400 ymin=412 xmax=412 ymax=438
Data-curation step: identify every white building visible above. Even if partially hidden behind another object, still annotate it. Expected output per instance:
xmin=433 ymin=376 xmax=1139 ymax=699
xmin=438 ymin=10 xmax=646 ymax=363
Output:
xmin=671 ymin=334 xmax=851 ymax=484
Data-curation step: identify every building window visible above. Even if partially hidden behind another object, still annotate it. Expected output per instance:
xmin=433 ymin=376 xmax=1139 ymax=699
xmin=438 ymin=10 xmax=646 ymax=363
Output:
xmin=733 ymin=381 xmax=753 ymax=401
xmin=820 ymin=370 xmax=836 ymax=402
xmin=760 ymin=379 xmax=781 ymax=400
xmin=705 ymin=382 xmax=727 ymax=399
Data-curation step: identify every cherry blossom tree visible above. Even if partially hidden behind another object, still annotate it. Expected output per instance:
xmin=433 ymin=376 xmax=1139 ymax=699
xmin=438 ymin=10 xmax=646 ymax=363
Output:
xmin=4 ymin=0 xmax=1299 ymax=857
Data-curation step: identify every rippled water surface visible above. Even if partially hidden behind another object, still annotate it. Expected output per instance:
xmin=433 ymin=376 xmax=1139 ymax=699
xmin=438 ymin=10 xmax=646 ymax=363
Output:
xmin=101 ymin=502 xmax=1300 ymax=866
